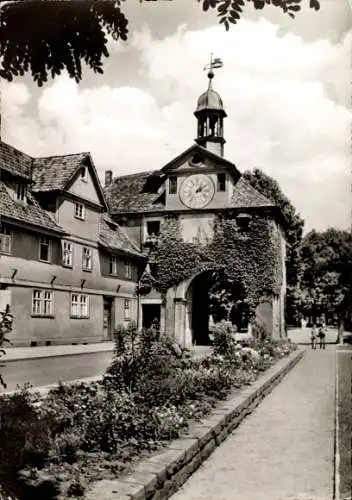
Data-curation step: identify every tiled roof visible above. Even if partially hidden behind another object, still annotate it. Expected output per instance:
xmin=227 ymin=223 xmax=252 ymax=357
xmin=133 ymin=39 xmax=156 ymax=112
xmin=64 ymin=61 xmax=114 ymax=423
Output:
xmin=0 ymin=182 xmax=65 ymax=233
xmin=0 ymin=141 xmax=32 ymax=180
xmin=104 ymin=171 xmax=165 ymax=214
xmin=105 ymin=171 xmax=274 ymax=214
xmin=31 ymin=153 xmax=88 ymax=192
xmin=231 ymin=177 xmax=275 ymax=209
xmin=99 ymin=215 xmax=144 ymax=258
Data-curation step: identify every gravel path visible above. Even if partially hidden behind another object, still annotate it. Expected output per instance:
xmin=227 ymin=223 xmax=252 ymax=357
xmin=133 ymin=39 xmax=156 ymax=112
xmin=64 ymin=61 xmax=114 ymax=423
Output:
xmin=170 ymin=347 xmax=335 ymax=500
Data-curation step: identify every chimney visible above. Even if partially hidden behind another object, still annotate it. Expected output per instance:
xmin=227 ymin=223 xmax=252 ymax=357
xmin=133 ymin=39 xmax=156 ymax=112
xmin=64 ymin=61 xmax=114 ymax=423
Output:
xmin=105 ymin=170 xmax=113 ymax=187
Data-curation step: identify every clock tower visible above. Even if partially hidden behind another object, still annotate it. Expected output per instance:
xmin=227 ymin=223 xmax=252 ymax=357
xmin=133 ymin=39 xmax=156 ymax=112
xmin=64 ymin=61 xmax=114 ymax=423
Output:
xmin=194 ymin=68 xmax=227 ymax=157
xmin=105 ymin=58 xmax=287 ymax=346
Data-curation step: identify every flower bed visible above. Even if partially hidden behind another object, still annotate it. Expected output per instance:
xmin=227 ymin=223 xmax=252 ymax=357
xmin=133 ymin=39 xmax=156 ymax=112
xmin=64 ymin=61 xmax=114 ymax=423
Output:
xmin=0 ymin=322 xmax=296 ymax=500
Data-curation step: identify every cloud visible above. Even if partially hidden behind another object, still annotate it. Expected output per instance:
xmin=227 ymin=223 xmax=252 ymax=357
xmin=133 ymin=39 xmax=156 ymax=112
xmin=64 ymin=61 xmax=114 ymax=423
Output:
xmin=1 ymin=19 xmax=351 ymax=232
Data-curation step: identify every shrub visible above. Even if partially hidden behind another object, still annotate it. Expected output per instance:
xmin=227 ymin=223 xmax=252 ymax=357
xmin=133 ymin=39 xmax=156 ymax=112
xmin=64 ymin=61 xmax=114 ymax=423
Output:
xmin=41 ymin=381 xmax=104 ymax=436
xmin=151 ymin=404 xmax=185 ymax=441
xmin=105 ymin=323 xmax=189 ymax=402
xmin=251 ymin=317 xmax=269 ymax=340
xmin=51 ymin=432 xmax=82 ymax=464
xmin=66 ymin=477 xmax=85 ymax=497
xmin=0 ymin=388 xmax=51 ymax=473
xmin=211 ymin=320 xmax=237 ymax=357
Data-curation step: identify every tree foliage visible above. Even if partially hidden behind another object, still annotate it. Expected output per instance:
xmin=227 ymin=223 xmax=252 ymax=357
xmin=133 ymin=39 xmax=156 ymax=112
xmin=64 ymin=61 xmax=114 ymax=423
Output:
xmin=200 ymin=0 xmax=320 ymax=31
xmin=0 ymin=0 xmax=128 ymax=86
xmin=243 ymin=168 xmax=304 ymax=325
xmin=0 ymin=0 xmax=320 ymax=86
xmin=299 ymin=229 xmax=352 ymax=327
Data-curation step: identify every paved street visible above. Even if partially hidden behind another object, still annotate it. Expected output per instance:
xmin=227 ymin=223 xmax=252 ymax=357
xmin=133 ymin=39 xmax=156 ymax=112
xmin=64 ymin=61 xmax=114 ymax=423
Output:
xmin=171 ymin=347 xmax=335 ymax=500
xmin=0 ymin=345 xmax=212 ymax=393
xmin=1 ymin=351 xmax=114 ymax=393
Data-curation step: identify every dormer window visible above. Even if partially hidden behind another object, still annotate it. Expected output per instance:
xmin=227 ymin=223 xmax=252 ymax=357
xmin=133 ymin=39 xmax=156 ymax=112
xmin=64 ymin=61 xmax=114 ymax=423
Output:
xmin=74 ymin=202 xmax=85 ymax=220
xmin=169 ymin=176 xmax=178 ymax=195
xmin=80 ymin=166 xmax=88 ymax=182
xmin=217 ymin=173 xmax=226 ymax=192
xmin=16 ymin=183 xmax=27 ymax=202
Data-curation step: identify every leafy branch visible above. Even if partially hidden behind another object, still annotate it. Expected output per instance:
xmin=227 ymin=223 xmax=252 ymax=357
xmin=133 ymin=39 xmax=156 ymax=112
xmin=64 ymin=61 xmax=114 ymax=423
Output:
xmin=1 ymin=0 xmax=320 ymax=86
xmin=199 ymin=0 xmax=320 ymax=30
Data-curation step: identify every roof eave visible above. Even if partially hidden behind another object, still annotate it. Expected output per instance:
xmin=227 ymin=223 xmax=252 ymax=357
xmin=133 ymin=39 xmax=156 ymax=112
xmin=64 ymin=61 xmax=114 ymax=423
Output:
xmin=98 ymin=241 xmax=145 ymax=260
xmin=1 ymin=216 xmax=67 ymax=237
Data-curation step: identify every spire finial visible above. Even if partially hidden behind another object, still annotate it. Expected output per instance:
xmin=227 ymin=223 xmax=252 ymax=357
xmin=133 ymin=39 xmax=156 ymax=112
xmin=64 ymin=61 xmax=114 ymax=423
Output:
xmin=203 ymin=53 xmax=223 ymax=84
xmin=207 ymin=52 xmax=214 ymax=81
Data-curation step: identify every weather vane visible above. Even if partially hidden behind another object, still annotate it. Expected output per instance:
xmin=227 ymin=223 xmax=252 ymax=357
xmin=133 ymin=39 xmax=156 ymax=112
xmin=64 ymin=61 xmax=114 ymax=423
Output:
xmin=203 ymin=53 xmax=224 ymax=76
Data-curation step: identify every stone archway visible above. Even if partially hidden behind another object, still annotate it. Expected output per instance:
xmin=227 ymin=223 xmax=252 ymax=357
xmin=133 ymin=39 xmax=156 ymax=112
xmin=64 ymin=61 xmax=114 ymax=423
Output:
xmin=165 ymin=269 xmax=247 ymax=346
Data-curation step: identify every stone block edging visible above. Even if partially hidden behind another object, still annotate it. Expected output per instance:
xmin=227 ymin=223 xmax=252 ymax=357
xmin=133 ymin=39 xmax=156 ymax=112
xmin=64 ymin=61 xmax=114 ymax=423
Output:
xmin=84 ymin=349 xmax=304 ymax=500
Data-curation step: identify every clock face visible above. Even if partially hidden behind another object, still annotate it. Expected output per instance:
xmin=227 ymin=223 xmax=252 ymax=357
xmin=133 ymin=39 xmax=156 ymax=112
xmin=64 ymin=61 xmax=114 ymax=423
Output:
xmin=179 ymin=174 xmax=215 ymax=209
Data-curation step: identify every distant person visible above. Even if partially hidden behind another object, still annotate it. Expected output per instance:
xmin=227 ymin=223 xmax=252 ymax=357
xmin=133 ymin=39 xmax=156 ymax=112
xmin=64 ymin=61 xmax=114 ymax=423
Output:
xmin=318 ymin=325 xmax=326 ymax=350
xmin=310 ymin=325 xmax=317 ymax=350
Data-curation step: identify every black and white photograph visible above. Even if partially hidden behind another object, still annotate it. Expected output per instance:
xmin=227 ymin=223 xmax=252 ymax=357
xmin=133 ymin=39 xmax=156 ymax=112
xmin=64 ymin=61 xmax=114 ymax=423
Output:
xmin=0 ymin=0 xmax=351 ymax=499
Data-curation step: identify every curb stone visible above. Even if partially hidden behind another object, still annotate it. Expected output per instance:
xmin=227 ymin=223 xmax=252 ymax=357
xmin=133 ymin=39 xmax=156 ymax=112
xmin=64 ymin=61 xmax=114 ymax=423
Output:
xmin=84 ymin=349 xmax=304 ymax=500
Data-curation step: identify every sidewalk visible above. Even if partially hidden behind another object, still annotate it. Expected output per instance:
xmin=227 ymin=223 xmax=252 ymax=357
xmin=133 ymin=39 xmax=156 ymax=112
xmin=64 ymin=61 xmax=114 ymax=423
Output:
xmin=2 ymin=341 xmax=114 ymax=362
xmin=171 ymin=346 xmax=336 ymax=500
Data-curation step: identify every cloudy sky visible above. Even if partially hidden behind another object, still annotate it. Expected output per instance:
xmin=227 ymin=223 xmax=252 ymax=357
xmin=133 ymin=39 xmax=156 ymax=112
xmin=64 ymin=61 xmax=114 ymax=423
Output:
xmin=1 ymin=0 xmax=351 ymax=232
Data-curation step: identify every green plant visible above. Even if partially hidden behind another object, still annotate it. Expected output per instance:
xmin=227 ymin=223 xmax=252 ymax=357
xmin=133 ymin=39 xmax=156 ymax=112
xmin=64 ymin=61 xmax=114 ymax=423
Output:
xmin=106 ymin=323 xmax=187 ymax=397
xmin=51 ymin=432 xmax=82 ymax=464
xmin=211 ymin=320 xmax=237 ymax=357
xmin=150 ymin=216 xmax=283 ymax=318
xmin=251 ymin=317 xmax=269 ymax=340
xmin=66 ymin=477 xmax=86 ymax=497
xmin=0 ymin=388 xmax=52 ymax=473
xmin=0 ymin=305 xmax=13 ymax=389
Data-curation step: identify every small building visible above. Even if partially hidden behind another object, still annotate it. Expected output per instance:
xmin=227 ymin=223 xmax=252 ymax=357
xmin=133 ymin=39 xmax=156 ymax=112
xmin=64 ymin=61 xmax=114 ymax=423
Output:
xmin=105 ymin=70 xmax=287 ymax=345
xmin=0 ymin=141 xmax=145 ymax=346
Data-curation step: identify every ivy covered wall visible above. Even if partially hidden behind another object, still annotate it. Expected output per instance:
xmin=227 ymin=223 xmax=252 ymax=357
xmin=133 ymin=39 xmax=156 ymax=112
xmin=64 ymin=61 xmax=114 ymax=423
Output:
xmin=147 ymin=213 xmax=283 ymax=318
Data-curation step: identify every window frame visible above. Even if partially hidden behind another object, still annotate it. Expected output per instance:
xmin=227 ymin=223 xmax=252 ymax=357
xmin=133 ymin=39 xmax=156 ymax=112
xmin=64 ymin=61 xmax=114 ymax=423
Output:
xmin=124 ymin=299 xmax=131 ymax=321
xmin=146 ymin=220 xmax=161 ymax=237
xmin=16 ymin=183 xmax=27 ymax=202
xmin=109 ymin=255 xmax=118 ymax=275
xmin=74 ymin=202 xmax=86 ymax=220
xmin=70 ymin=293 xmax=89 ymax=319
xmin=62 ymin=240 xmax=73 ymax=267
xmin=31 ymin=289 xmax=54 ymax=317
xmin=169 ymin=176 xmax=178 ymax=195
xmin=124 ymin=261 xmax=132 ymax=279
xmin=82 ymin=246 xmax=93 ymax=271
xmin=217 ymin=173 xmax=226 ymax=192
xmin=0 ymin=225 xmax=11 ymax=255
xmin=39 ymin=237 xmax=51 ymax=263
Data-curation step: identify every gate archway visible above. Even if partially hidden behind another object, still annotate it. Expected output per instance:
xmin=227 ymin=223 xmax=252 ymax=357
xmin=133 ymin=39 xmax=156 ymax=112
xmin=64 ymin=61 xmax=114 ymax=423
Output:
xmin=167 ymin=269 xmax=248 ymax=346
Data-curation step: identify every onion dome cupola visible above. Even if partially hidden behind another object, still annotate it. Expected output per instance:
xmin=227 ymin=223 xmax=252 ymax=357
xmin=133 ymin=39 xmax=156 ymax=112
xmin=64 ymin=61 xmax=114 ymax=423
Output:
xmin=194 ymin=67 xmax=227 ymax=157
